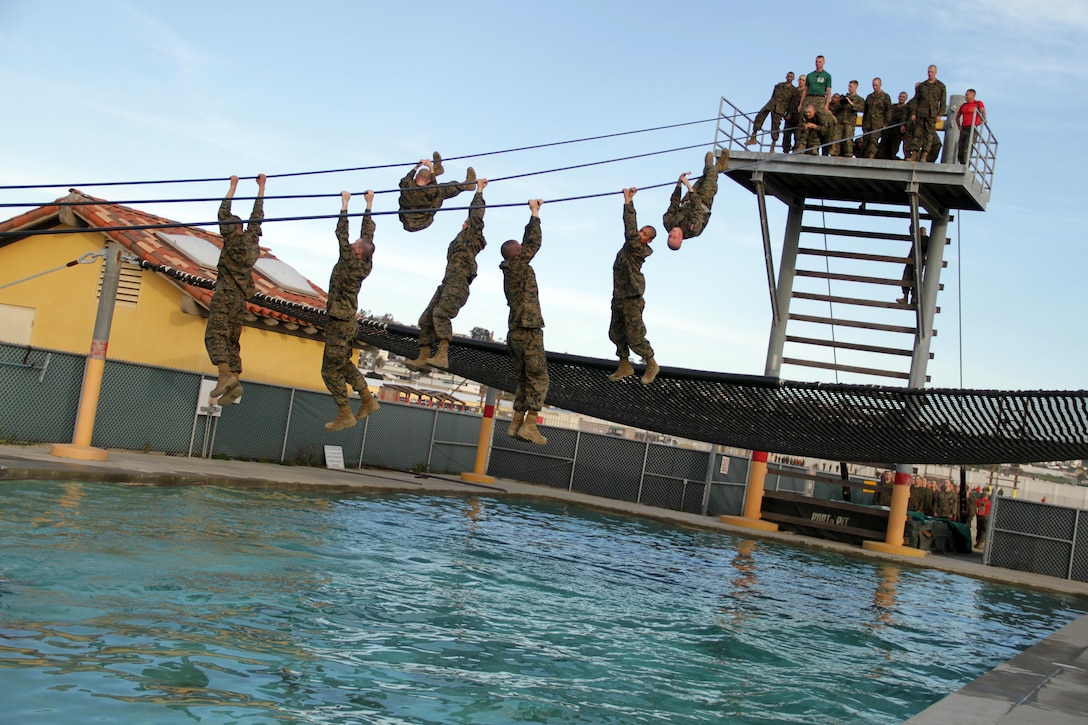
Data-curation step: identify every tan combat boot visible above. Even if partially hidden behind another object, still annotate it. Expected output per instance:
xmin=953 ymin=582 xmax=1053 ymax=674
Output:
xmin=405 ymin=345 xmax=431 ymax=372
xmin=325 ymin=404 xmax=357 ymax=431
xmin=608 ymin=358 xmax=634 ymax=381
xmin=432 ymin=151 xmax=444 ymax=176
xmin=704 ymin=150 xmax=715 ymax=168
xmin=210 ymin=362 xmax=238 ymax=398
xmin=715 ymin=148 xmax=730 ymax=172
xmin=508 ymin=411 xmax=525 ymax=437
xmin=355 ymin=395 xmax=381 ymax=421
xmin=516 ymin=410 xmax=548 ymax=445
xmin=641 ymin=357 xmax=660 ymax=386
xmin=462 ymin=166 xmax=476 ymax=192
xmin=426 ymin=339 xmax=450 ymax=369
xmin=745 ymin=135 xmax=758 ymax=146
xmin=218 ymin=379 xmax=244 ymax=406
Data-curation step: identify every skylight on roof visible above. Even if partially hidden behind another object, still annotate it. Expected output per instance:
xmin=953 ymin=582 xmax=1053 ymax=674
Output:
xmin=157 ymin=232 xmax=221 ymax=270
xmin=254 ymin=257 xmax=318 ymax=297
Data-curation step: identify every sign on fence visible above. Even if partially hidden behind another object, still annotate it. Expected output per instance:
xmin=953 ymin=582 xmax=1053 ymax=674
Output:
xmin=323 ymin=445 xmax=345 ymax=470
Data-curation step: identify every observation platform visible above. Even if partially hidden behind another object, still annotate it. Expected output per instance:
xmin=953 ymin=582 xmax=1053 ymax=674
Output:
xmin=721 ymin=150 xmax=992 ymax=212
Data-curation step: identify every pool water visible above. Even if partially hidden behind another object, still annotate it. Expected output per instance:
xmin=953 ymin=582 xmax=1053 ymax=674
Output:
xmin=0 ymin=481 xmax=1084 ymax=724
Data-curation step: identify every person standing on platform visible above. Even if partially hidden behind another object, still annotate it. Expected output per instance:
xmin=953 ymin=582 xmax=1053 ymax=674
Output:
xmin=863 ymin=78 xmax=892 ymax=159
xmin=406 ymin=178 xmax=489 ymax=372
xmin=909 ymin=65 xmax=947 ymax=163
xmin=609 ymin=187 xmax=659 ymax=386
xmin=746 ymin=72 xmax=796 ymax=150
xmin=398 ymin=152 xmax=477 ymax=232
xmin=322 ymin=190 xmax=381 ymax=432
xmin=833 ymin=80 xmax=865 ymax=157
xmin=662 ymin=150 xmax=730 ymax=251
xmin=500 ymin=199 xmax=549 ymax=445
xmin=795 ymin=104 xmax=835 ymax=154
xmin=885 ymin=91 xmax=910 ymax=159
xmin=782 ymin=74 xmax=806 ymax=154
xmin=207 ymin=173 xmax=265 ymax=406
xmin=799 ymin=55 xmax=832 ymax=113
xmin=955 ymin=88 xmax=987 ymax=164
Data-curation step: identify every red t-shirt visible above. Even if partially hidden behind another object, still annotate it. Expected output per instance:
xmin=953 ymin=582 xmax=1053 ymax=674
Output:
xmin=957 ymin=99 xmax=986 ymax=127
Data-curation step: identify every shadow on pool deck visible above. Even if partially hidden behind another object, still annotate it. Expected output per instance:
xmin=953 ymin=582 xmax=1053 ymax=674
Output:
xmin=2 ymin=443 xmax=1087 ymax=723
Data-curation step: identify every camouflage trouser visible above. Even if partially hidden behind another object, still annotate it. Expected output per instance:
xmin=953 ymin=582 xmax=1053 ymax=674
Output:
xmin=882 ymin=127 xmax=903 ymax=159
xmin=509 ymin=327 xmax=549 ymax=411
xmin=751 ymin=107 xmax=784 ymax=145
xmin=835 ymin=119 xmax=856 ymax=156
xmin=609 ymin=296 xmax=654 ymax=360
xmin=204 ymin=284 xmax=246 ymax=373
xmin=661 ymin=159 xmax=717 ymax=238
xmin=795 ymin=125 xmax=829 ymax=154
xmin=781 ymin=114 xmax=798 ymax=153
xmin=910 ymin=114 xmax=938 ymax=158
xmin=419 ymin=277 xmax=470 ymax=347
xmin=399 ymin=184 xmax=466 ymax=232
xmin=322 ymin=317 xmax=369 ymax=407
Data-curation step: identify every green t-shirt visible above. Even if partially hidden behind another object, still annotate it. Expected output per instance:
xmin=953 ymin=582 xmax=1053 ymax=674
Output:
xmin=806 ymin=70 xmax=831 ymax=97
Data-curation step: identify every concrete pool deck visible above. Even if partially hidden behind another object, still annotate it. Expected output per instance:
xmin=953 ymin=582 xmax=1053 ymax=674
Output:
xmin=2 ymin=442 xmax=1086 ymax=723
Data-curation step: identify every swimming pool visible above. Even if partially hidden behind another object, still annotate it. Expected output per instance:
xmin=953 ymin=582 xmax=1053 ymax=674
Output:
xmin=1 ymin=481 xmax=1084 ymax=723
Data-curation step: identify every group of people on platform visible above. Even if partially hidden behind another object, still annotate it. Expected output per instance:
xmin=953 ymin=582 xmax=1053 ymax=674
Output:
xmin=747 ymin=56 xmax=987 ymax=164
xmin=201 ymin=148 xmax=734 ymax=442
xmin=872 ymin=471 xmax=995 ymax=549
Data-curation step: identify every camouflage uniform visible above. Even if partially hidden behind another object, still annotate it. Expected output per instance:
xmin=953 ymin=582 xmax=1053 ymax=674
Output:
xmin=661 ymin=156 xmax=718 ymax=240
xmin=884 ymin=100 xmax=909 ymax=159
xmin=418 ymin=192 xmax=486 ymax=347
xmin=609 ymin=202 xmax=654 ymax=361
xmin=321 ymin=209 xmax=374 ymax=407
xmin=500 ymin=216 xmax=549 ymax=412
xmin=833 ymin=92 xmax=865 ymax=156
xmin=398 ymin=169 xmax=467 ymax=232
xmin=751 ymin=80 xmax=796 ymax=148
xmin=901 ymin=230 xmax=930 ymax=303
xmin=795 ymin=109 xmax=835 ymax=154
xmin=205 ymin=196 xmax=263 ymax=374
xmin=910 ymin=78 xmax=947 ymax=161
xmin=782 ymin=84 xmax=805 ymax=154
xmin=863 ymin=90 xmax=891 ymax=159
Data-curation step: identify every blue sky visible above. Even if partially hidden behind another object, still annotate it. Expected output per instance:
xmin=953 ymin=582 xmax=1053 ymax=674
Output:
xmin=1 ymin=0 xmax=1085 ymax=391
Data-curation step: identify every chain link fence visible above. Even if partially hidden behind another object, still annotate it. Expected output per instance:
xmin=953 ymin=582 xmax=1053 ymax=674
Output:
xmin=985 ymin=496 xmax=1088 ymax=581
xmin=0 ymin=341 xmax=479 ymax=473
xmin=487 ymin=420 xmax=751 ymax=516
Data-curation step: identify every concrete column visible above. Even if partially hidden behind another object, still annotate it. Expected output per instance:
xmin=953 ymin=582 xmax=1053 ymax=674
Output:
xmin=864 ymin=465 xmax=926 ymax=557
xmin=942 ymin=94 xmax=965 ymax=164
xmin=461 ymin=385 xmax=497 ymax=484
xmin=52 ymin=242 xmax=123 ymax=461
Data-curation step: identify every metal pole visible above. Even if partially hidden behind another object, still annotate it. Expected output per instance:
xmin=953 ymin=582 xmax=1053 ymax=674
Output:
xmin=764 ymin=200 xmax=804 ymax=376
xmin=636 ymin=438 xmax=650 ymax=504
xmin=52 ymin=242 xmax=123 ymax=461
xmin=754 ymin=177 xmax=780 ymax=325
xmin=700 ymin=446 xmax=717 ymax=516
xmin=907 ymin=208 xmax=950 ymax=386
xmin=942 ymin=94 xmax=965 ymax=165
xmin=461 ymin=386 xmax=497 ymax=484
xmin=425 ymin=404 xmax=440 ymax=471
xmin=569 ymin=429 xmax=581 ymax=492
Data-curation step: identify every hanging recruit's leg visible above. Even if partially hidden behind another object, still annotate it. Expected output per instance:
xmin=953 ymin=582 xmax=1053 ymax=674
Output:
xmin=424 ymin=278 xmax=471 ymax=369
xmin=408 ymin=284 xmax=444 ymax=371
xmin=608 ymin=296 xmax=653 ymax=381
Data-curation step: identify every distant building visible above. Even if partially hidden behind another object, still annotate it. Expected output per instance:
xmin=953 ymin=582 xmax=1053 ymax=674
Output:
xmin=0 ymin=191 xmax=346 ymax=392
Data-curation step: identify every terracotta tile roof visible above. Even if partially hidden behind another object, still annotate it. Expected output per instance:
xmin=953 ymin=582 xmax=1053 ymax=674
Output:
xmin=0 ymin=191 xmax=328 ymax=327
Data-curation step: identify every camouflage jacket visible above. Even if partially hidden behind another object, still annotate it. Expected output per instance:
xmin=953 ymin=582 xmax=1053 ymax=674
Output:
xmin=398 ymin=170 xmax=458 ymax=222
xmin=912 ymin=79 xmax=947 ymax=119
xmin=785 ymin=86 xmax=804 ymax=119
xmin=888 ymin=102 xmax=909 ymax=128
xmin=808 ymin=108 xmax=836 ymax=135
xmin=666 ymin=181 xmax=711 ymax=239
xmin=443 ymin=192 xmax=487 ymax=283
xmin=613 ymin=202 xmax=652 ymax=299
xmin=835 ymin=92 xmax=865 ymax=125
xmin=764 ymin=81 xmax=796 ymax=115
xmin=325 ymin=209 xmax=374 ymax=320
xmin=863 ymin=91 xmax=891 ymax=130
xmin=216 ymin=197 xmax=263 ymax=298
xmin=500 ymin=216 xmax=544 ymax=330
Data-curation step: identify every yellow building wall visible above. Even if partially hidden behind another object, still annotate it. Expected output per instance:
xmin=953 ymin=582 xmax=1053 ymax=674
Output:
xmin=0 ymin=229 xmax=337 ymax=392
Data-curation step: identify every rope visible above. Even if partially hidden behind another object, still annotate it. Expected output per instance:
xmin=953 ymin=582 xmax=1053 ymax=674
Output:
xmin=0 ymin=140 xmax=710 ymax=208
xmin=0 ymin=251 xmax=103 ymax=290
xmin=0 ymin=116 xmax=726 ymax=191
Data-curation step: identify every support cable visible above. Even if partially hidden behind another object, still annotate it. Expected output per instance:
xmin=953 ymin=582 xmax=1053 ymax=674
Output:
xmin=0 ymin=116 xmax=726 ymax=191
xmin=0 ymin=251 xmax=104 ymax=290
xmin=0 ymin=121 xmax=910 ymax=238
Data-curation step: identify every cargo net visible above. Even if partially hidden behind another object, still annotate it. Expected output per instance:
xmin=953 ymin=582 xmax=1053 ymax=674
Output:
xmin=143 ymin=260 xmax=1088 ymax=466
